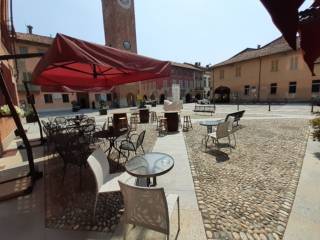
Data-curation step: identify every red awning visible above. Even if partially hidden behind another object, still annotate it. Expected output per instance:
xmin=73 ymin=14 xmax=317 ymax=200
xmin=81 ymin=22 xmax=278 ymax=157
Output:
xmin=32 ymin=33 xmax=171 ymax=91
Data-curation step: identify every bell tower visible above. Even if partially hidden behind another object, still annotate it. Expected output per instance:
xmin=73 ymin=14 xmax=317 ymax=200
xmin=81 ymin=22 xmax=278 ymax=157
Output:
xmin=101 ymin=0 xmax=137 ymax=53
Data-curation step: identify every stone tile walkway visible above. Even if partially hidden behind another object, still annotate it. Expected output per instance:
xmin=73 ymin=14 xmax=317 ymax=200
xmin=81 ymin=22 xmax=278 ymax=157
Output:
xmin=284 ymin=137 xmax=320 ymax=240
xmin=111 ymin=129 xmax=207 ymax=239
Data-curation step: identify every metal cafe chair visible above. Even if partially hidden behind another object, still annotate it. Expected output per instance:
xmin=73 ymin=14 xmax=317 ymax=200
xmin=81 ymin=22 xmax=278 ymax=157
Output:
xmin=119 ymin=181 xmax=180 ymax=240
xmin=87 ymin=148 xmax=135 ymax=218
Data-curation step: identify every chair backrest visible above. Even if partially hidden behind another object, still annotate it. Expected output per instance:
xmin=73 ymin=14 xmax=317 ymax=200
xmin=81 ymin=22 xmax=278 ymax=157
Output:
xmin=102 ymin=121 xmax=107 ymax=130
xmin=227 ymin=116 xmax=235 ymax=132
xmin=86 ymin=117 xmax=95 ymax=125
xmin=136 ymin=130 xmax=146 ymax=148
xmin=55 ymin=116 xmax=66 ymax=125
xmin=118 ymin=181 xmax=170 ymax=235
xmin=87 ymin=148 xmax=110 ymax=191
xmin=216 ymin=121 xmax=230 ymax=139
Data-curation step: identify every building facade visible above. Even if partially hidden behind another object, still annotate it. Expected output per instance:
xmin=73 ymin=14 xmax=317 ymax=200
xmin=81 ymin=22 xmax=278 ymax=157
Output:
xmin=101 ymin=0 xmax=137 ymax=53
xmin=138 ymin=62 xmax=206 ymax=104
xmin=213 ymin=37 xmax=320 ymax=103
xmin=0 ymin=0 xmax=19 ymax=154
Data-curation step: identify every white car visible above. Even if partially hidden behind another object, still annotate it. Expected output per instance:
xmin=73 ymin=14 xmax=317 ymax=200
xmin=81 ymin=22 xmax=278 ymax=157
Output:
xmin=197 ymin=99 xmax=210 ymax=105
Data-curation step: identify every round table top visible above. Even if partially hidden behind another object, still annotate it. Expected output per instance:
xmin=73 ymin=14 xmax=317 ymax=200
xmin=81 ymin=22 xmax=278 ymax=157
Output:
xmin=199 ymin=120 xmax=222 ymax=126
xmin=125 ymin=152 xmax=174 ymax=178
xmin=93 ymin=129 xmax=127 ymax=139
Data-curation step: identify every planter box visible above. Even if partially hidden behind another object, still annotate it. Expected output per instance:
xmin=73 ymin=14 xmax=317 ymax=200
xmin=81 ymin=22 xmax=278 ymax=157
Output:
xmin=99 ymin=108 xmax=108 ymax=115
xmin=72 ymin=106 xmax=80 ymax=112
xmin=0 ymin=116 xmax=15 ymax=155
xmin=26 ymin=114 xmax=38 ymax=123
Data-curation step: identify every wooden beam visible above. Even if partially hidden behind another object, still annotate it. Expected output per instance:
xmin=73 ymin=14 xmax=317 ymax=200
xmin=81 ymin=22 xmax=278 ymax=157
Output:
xmin=0 ymin=52 xmax=44 ymax=61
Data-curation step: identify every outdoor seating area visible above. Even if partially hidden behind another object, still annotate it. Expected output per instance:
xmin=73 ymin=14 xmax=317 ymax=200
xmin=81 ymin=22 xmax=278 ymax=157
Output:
xmin=0 ymin=104 xmax=318 ymax=240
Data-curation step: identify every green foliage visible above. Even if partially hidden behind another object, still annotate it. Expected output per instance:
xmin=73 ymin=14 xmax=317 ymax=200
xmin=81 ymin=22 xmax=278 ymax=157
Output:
xmin=310 ymin=117 xmax=320 ymax=141
xmin=0 ymin=105 xmax=24 ymax=117
xmin=24 ymin=107 xmax=36 ymax=117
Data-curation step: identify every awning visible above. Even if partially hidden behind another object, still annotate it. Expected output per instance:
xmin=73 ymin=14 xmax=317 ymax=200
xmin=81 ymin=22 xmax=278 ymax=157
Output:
xmin=32 ymin=33 xmax=171 ymax=91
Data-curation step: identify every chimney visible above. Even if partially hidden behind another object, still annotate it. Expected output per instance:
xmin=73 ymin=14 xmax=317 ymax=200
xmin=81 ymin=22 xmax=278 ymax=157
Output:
xmin=26 ymin=25 xmax=33 ymax=34
xmin=257 ymin=44 xmax=261 ymax=49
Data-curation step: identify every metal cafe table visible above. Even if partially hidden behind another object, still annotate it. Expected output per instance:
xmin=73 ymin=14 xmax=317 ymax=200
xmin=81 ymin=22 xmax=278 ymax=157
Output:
xmin=125 ymin=152 xmax=174 ymax=187
xmin=93 ymin=128 xmax=128 ymax=161
xmin=199 ymin=120 xmax=223 ymax=133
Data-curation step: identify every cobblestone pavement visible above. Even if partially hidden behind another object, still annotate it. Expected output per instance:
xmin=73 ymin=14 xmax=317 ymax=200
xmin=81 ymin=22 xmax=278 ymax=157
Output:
xmin=183 ymin=119 xmax=309 ymax=240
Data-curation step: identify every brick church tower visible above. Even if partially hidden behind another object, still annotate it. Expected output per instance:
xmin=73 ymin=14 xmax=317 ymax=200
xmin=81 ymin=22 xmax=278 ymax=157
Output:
xmin=101 ymin=0 xmax=137 ymax=53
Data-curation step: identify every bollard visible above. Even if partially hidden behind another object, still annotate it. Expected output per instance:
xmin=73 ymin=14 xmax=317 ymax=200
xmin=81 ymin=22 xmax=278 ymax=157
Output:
xmin=268 ymin=102 xmax=271 ymax=111
xmin=311 ymin=101 xmax=314 ymax=113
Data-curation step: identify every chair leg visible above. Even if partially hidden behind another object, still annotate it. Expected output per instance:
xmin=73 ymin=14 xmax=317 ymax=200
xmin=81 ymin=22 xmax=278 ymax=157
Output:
xmin=93 ymin=194 xmax=99 ymax=219
xmin=233 ymin=133 xmax=237 ymax=147
xmin=228 ymin=136 xmax=232 ymax=152
xmin=205 ymin=136 xmax=209 ymax=149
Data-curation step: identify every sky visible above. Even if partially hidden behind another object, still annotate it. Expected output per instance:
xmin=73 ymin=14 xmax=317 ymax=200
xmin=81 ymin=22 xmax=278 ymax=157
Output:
xmin=13 ymin=0 xmax=313 ymax=66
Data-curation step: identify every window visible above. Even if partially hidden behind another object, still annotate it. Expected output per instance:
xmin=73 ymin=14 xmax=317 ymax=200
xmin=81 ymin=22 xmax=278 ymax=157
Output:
xmin=62 ymin=94 xmax=69 ymax=103
xmin=290 ymin=56 xmax=298 ymax=70
xmin=244 ymin=85 xmax=250 ymax=95
xmin=44 ymin=94 xmax=53 ymax=104
xmin=235 ymin=66 xmax=241 ymax=77
xmin=22 ymin=72 xmax=32 ymax=82
xmin=219 ymin=69 xmax=224 ymax=79
xmin=271 ymin=60 xmax=278 ymax=72
xmin=19 ymin=46 xmax=28 ymax=54
xmin=270 ymin=83 xmax=277 ymax=95
xmin=312 ymin=80 xmax=320 ymax=93
xmin=288 ymin=82 xmax=297 ymax=94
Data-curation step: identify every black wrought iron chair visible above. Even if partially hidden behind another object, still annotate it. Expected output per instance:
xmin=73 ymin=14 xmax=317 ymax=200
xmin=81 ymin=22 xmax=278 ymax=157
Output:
xmin=118 ymin=130 xmax=146 ymax=162
xmin=52 ymin=131 xmax=91 ymax=184
xmin=54 ymin=116 xmax=67 ymax=126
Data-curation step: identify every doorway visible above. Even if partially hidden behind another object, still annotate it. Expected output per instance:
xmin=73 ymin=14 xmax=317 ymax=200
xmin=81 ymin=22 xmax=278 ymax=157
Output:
xmin=77 ymin=93 xmax=90 ymax=108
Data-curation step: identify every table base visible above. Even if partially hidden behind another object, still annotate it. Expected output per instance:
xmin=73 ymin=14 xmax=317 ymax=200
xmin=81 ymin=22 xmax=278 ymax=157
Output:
xmin=136 ymin=176 xmax=157 ymax=187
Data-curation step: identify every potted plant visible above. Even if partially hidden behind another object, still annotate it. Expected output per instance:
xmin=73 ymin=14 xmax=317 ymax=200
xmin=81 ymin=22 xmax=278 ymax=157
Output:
xmin=99 ymin=100 xmax=108 ymax=115
xmin=71 ymin=100 xmax=80 ymax=112
xmin=25 ymin=107 xmax=38 ymax=123
xmin=0 ymin=105 xmax=24 ymax=118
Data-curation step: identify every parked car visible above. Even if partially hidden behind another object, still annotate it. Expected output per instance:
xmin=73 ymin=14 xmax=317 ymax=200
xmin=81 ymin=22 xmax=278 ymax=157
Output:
xmin=197 ymin=99 xmax=210 ymax=105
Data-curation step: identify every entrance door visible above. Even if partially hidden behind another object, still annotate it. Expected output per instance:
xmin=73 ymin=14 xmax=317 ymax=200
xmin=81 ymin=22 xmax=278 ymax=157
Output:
xmin=77 ymin=93 xmax=90 ymax=108
xmin=126 ymin=93 xmax=136 ymax=107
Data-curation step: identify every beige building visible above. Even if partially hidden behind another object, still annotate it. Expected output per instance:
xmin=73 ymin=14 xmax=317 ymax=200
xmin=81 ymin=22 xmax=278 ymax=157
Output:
xmin=213 ymin=37 xmax=320 ymax=103
xmin=0 ymin=0 xmax=19 ymax=154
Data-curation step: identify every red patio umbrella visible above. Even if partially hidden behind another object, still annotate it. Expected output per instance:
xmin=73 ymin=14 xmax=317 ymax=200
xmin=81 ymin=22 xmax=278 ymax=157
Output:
xmin=32 ymin=33 xmax=171 ymax=90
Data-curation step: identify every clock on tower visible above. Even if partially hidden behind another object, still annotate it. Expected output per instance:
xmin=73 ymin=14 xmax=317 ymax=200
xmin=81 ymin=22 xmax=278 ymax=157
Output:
xmin=101 ymin=0 xmax=137 ymax=53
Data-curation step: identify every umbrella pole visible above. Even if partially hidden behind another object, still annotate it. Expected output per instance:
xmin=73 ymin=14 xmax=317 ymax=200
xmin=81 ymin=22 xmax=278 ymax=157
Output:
xmin=0 ymin=71 xmax=42 ymax=184
xmin=23 ymin=81 xmax=45 ymax=144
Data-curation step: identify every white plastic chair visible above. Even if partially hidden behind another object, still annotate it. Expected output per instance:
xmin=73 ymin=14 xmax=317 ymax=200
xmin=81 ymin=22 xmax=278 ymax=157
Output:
xmin=206 ymin=121 xmax=232 ymax=151
xmin=119 ymin=181 xmax=180 ymax=240
xmin=226 ymin=116 xmax=236 ymax=147
xmin=87 ymin=148 xmax=135 ymax=217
